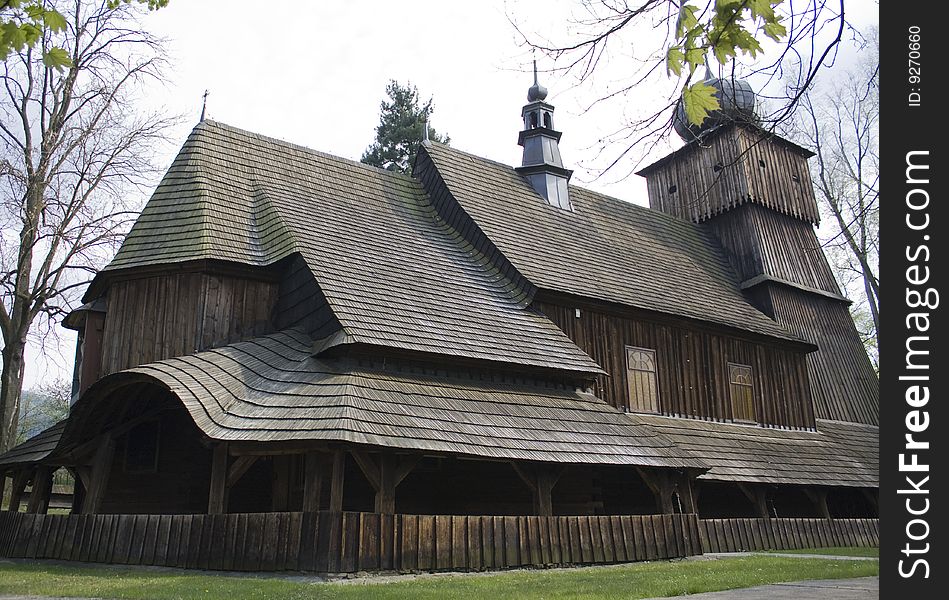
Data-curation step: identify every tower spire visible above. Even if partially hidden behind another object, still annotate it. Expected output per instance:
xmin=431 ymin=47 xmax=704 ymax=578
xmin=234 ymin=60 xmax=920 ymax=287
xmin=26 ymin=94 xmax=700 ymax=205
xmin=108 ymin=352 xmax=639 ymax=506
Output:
xmin=516 ymin=63 xmax=572 ymax=210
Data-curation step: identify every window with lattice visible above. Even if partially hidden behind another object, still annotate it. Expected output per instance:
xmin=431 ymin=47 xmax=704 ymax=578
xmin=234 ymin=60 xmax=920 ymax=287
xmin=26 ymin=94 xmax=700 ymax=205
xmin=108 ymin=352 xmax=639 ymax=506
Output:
xmin=626 ymin=347 xmax=659 ymax=413
xmin=727 ymin=363 xmax=755 ymax=422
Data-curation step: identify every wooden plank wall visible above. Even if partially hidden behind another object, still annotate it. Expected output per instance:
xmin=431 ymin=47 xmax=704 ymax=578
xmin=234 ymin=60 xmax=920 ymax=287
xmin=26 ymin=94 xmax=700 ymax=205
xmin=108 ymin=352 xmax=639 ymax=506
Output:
xmin=0 ymin=511 xmax=700 ymax=573
xmin=698 ymin=518 xmax=879 ymax=553
xmin=758 ymin=286 xmax=880 ymax=425
xmin=645 ymin=127 xmax=819 ymax=225
xmin=537 ymin=299 xmax=815 ymax=429
xmin=99 ymin=272 xmax=278 ymax=376
xmin=704 ymin=204 xmax=840 ymax=294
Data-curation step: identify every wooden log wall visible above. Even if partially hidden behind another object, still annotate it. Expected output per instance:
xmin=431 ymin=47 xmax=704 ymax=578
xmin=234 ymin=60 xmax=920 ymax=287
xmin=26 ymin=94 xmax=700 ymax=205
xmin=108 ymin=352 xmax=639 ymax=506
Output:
xmin=99 ymin=271 xmax=278 ymax=376
xmin=698 ymin=517 xmax=879 ymax=553
xmin=754 ymin=286 xmax=879 ymax=425
xmin=537 ymin=299 xmax=815 ymax=429
xmin=0 ymin=511 xmax=701 ymax=573
xmin=704 ymin=204 xmax=840 ymax=294
xmin=645 ymin=126 xmax=819 ymax=225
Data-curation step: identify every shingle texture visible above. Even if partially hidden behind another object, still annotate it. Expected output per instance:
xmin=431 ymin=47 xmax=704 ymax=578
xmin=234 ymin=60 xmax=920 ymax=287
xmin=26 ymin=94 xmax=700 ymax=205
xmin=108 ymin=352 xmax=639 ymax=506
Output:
xmin=634 ymin=414 xmax=878 ymax=487
xmin=0 ymin=421 xmax=65 ymax=468
xmin=420 ymin=143 xmax=801 ymax=342
xmin=104 ymin=329 xmax=701 ymax=468
xmin=103 ymin=121 xmax=601 ymax=375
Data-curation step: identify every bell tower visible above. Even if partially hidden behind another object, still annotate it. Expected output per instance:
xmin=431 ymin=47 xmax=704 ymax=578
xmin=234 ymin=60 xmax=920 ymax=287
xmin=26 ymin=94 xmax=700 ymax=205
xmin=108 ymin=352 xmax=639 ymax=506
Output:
xmin=637 ymin=72 xmax=879 ymax=425
xmin=516 ymin=62 xmax=573 ymax=210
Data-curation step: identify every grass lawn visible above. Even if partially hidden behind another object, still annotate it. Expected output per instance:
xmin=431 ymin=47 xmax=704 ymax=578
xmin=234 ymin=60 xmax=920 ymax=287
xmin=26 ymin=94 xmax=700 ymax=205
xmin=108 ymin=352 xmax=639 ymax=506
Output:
xmin=0 ymin=555 xmax=878 ymax=600
xmin=764 ymin=546 xmax=879 ymax=558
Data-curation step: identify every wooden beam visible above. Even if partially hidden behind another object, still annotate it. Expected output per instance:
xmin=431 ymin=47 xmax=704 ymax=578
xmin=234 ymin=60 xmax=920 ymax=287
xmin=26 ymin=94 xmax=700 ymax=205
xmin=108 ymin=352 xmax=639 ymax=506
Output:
xmin=0 ymin=473 xmax=6 ymax=508
xmin=675 ymin=473 xmax=698 ymax=514
xmin=208 ymin=443 xmax=229 ymax=514
xmin=737 ymin=483 xmax=770 ymax=518
xmin=303 ymin=452 xmax=324 ymax=513
xmin=69 ymin=469 xmax=86 ymax=514
xmin=226 ymin=455 xmax=259 ymax=488
xmin=636 ymin=467 xmax=675 ymax=514
xmin=6 ymin=470 xmax=29 ymax=512
xmin=328 ymin=449 xmax=345 ymax=513
xmin=511 ymin=462 xmax=564 ymax=516
xmin=375 ymin=454 xmax=396 ymax=514
xmin=82 ymin=435 xmax=115 ymax=515
xmin=271 ymin=455 xmax=292 ymax=512
xmin=26 ymin=466 xmax=53 ymax=514
xmin=393 ymin=455 xmax=420 ymax=487
xmin=350 ymin=450 xmax=381 ymax=491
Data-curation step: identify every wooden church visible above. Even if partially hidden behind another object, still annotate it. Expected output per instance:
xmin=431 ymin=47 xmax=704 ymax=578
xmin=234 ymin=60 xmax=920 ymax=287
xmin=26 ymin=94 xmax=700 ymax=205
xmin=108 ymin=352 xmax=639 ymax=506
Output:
xmin=0 ymin=71 xmax=878 ymax=572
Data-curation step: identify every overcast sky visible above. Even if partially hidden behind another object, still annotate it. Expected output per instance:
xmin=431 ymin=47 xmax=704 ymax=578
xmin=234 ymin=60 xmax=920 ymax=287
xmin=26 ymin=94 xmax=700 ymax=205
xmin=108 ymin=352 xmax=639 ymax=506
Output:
xmin=24 ymin=0 xmax=880 ymax=389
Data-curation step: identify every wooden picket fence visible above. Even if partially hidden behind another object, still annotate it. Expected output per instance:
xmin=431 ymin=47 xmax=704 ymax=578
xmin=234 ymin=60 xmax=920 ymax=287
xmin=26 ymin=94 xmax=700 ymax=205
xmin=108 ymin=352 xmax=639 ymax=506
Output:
xmin=0 ymin=510 xmax=701 ymax=573
xmin=698 ymin=518 xmax=879 ymax=553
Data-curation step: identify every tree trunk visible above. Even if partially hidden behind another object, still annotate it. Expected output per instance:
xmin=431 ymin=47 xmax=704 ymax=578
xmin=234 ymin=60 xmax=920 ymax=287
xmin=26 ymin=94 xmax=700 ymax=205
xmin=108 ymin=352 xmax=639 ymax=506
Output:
xmin=0 ymin=340 xmax=27 ymax=453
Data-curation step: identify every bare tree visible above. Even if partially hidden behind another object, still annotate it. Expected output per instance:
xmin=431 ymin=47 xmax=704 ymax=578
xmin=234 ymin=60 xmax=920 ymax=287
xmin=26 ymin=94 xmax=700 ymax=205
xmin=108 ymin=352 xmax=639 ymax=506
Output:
xmin=0 ymin=0 xmax=174 ymax=452
xmin=789 ymin=31 xmax=878 ymax=366
xmin=509 ymin=0 xmax=863 ymax=175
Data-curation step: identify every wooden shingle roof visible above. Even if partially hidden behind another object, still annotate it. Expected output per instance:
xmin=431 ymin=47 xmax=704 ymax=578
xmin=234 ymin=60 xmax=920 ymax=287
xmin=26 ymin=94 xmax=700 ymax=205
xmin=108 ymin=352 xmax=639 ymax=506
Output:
xmin=419 ymin=143 xmax=806 ymax=344
xmin=79 ymin=330 xmax=703 ymax=468
xmin=634 ymin=414 xmax=878 ymax=487
xmin=98 ymin=121 xmax=601 ymax=376
xmin=0 ymin=421 xmax=65 ymax=469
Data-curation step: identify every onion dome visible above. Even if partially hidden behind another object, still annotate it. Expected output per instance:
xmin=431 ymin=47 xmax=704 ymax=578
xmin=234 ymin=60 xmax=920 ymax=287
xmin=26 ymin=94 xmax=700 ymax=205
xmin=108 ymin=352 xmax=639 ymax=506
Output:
xmin=527 ymin=61 xmax=548 ymax=102
xmin=674 ymin=70 xmax=757 ymax=141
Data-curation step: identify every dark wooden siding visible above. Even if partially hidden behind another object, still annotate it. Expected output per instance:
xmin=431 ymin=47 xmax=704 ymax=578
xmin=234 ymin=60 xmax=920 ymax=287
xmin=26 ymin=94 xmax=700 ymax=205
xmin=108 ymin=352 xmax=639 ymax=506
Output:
xmin=704 ymin=204 xmax=840 ymax=294
xmin=536 ymin=299 xmax=816 ymax=429
xmin=0 ymin=510 xmax=701 ymax=572
xmin=272 ymin=255 xmax=341 ymax=339
xmin=99 ymin=271 xmax=278 ymax=376
xmin=645 ymin=127 xmax=819 ymax=225
xmin=754 ymin=285 xmax=879 ymax=425
xmin=698 ymin=517 xmax=878 ymax=552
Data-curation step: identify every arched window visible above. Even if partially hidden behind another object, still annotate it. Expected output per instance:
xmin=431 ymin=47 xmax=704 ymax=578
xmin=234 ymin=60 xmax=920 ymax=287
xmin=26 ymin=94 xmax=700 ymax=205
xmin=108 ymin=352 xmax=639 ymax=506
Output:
xmin=529 ymin=112 xmax=538 ymax=128
xmin=543 ymin=112 xmax=552 ymax=128
xmin=626 ymin=346 xmax=659 ymax=413
xmin=727 ymin=362 xmax=755 ymax=422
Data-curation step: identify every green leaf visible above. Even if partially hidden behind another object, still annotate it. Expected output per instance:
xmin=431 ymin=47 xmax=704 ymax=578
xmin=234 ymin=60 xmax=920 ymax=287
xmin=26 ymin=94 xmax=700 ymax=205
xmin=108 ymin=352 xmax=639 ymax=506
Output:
xmin=1 ymin=22 xmax=28 ymax=51
xmin=666 ymin=46 xmax=685 ymax=76
xmin=685 ymin=47 xmax=706 ymax=73
xmin=42 ymin=46 xmax=72 ymax=70
xmin=676 ymin=4 xmax=699 ymax=38
xmin=748 ymin=0 xmax=776 ymax=21
xmin=682 ymin=82 xmax=721 ymax=125
xmin=764 ymin=20 xmax=787 ymax=42
xmin=41 ymin=9 xmax=68 ymax=33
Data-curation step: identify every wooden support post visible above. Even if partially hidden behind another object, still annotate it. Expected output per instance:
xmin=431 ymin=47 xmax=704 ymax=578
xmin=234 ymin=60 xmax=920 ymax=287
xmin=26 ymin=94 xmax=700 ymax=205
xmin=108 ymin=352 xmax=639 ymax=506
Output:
xmin=82 ymin=435 xmax=115 ymax=515
xmin=271 ymin=454 xmax=292 ymax=512
xmin=6 ymin=470 xmax=29 ymax=512
xmin=328 ymin=449 xmax=345 ymax=512
xmin=208 ymin=443 xmax=229 ymax=514
xmin=69 ymin=468 xmax=86 ymax=514
xmin=675 ymin=473 xmax=697 ymax=514
xmin=303 ymin=452 xmax=324 ymax=512
xmin=805 ymin=488 xmax=831 ymax=519
xmin=26 ymin=466 xmax=53 ymax=514
xmin=0 ymin=473 xmax=6 ymax=509
xmin=353 ymin=450 xmax=419 ymax=514
xmin=738 ymin=483 xmax=770 ymax=518
xmin=512 ymin=462 xmax=564 ymax=516
xmin=636 ymin=467 xmax=676 ymax=514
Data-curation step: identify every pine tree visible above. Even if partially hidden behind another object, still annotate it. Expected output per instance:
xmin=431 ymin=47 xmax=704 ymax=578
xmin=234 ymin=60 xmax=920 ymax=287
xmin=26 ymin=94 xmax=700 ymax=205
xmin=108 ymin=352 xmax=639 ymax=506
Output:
xmin=361 ymin=80 xmax=448 ymax=174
